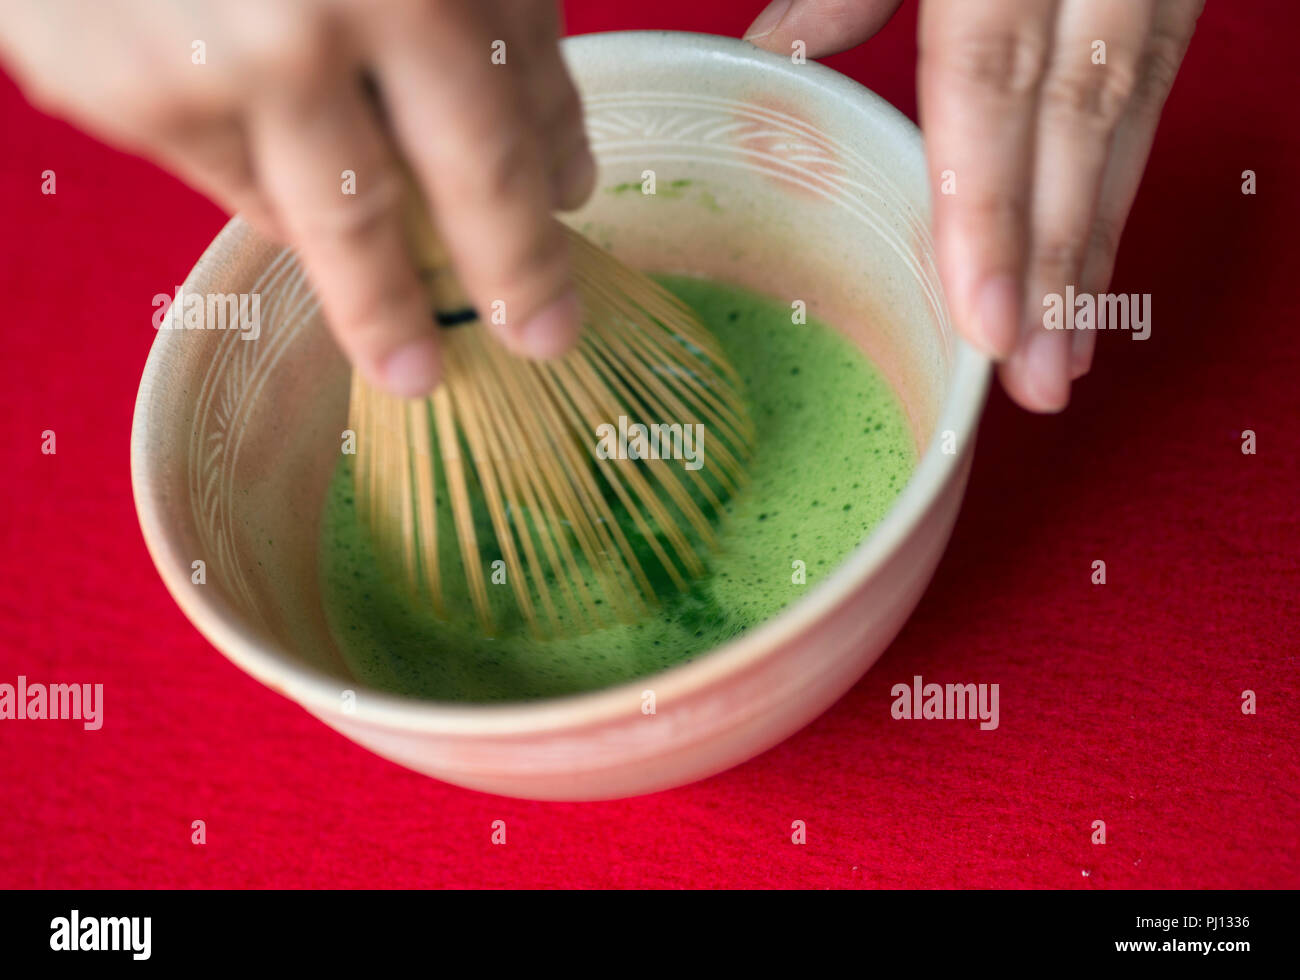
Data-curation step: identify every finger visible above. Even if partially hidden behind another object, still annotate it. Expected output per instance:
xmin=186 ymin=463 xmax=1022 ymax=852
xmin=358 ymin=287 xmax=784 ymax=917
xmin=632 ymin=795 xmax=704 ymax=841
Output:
xmin=250 ymin=71 xmax=438 ymax=396
xmin=153 ymin=117 xmax=287 ymax=241
xmin=547 ymin=106 xmax=597 ymax=212
xmin=1003 ymin=0 xmax=1154 ymax=411
xmin=919 ymin=0 xmax=1057 ymax=362
xmin=367 ymin=4 xmax=579 ymax=360
xmin=507 ymin=5 xmax=596 ymax=211
xmin=1070 ymin=0 xmax=1203 ymax=378
xmin=535 ymin=49 xmax=596 ymax=212
xmin=744 ymin=0 xmax=904 ymax=58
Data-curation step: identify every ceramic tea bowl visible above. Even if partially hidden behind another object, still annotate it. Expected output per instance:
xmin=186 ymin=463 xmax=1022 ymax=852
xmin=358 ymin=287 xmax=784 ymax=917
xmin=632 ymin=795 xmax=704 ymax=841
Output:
xmin=131 ymin=31 xmax=990 ymax=800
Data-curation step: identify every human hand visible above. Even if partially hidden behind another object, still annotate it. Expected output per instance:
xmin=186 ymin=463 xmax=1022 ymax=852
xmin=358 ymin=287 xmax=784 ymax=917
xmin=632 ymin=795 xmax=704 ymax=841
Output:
xmin=0 ymin=0 xmax=594 ymax=396
xmin=744 ymin=0 xmax=1203 ymax=412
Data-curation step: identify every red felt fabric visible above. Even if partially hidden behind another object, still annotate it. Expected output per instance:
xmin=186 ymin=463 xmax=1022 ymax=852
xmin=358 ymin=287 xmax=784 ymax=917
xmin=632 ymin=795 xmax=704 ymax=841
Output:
xmin=1 ymin=0 xmax=1296 ymax=890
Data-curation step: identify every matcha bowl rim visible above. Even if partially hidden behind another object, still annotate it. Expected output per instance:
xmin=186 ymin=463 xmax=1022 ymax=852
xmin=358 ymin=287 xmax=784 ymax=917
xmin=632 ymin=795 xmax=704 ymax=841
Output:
xmin=131 ymin=32 xmax=989 ymax=759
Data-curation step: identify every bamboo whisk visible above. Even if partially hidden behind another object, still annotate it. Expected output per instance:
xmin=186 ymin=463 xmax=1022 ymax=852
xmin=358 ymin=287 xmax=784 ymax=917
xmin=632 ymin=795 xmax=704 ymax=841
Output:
xmin=348 ymin=183 xmax=753 ymax=637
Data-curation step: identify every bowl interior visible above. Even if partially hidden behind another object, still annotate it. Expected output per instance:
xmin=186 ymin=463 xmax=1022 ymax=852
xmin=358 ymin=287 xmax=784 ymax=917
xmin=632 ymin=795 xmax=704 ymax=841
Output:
xmin=132 ymin=31 xmax=975 ymax=722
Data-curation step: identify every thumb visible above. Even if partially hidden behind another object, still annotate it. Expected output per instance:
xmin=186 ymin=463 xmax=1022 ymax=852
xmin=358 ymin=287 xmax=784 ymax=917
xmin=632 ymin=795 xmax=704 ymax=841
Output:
xmin=743 ymin=0 xmax=904 ymax=59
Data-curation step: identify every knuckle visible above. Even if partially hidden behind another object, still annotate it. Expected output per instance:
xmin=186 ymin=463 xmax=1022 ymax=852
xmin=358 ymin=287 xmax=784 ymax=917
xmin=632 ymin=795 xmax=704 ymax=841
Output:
xmin=298 ymin=168 xmax=405 ymax=245
xmin=192 ymin=156 xmax=260 ymax=208
xmin=545 ymin=103 xmax=588 ymax=172
xmin=531 ymin=72 xmax=585 ymax=151
xmin=1040 ymin=63 xmax=1136 ymax=129
xmin=176 ymin=123 xmax=255 ymax=183
xmin=549 ymin=86 xmax=585 ymax=140
xmin=454 ymin=126 xmax=538 ymax=203
xmin=943 ymin=29 xmax=1049 ymax=97
xmin=1087 ymin=216 xmax=1123 ymax=267
xmin=964 ymin=190 xmax=1029 ymax=237
xmin=1130 ymin=33 xmax=1186 ymax=116
xmin=1034 ymin=236 xmax=1088 ymax=280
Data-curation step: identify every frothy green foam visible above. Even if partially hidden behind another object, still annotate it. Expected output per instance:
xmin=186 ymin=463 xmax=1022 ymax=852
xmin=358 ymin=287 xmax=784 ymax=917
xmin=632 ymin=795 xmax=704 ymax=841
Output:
xmin=319 ymin=275 xmax=917 ymax=702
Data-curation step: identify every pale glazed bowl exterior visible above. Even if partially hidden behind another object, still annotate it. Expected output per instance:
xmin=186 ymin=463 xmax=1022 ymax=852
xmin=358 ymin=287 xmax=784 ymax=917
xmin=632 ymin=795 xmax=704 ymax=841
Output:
xmin=130 ymin=31 xmax=990 ymax=800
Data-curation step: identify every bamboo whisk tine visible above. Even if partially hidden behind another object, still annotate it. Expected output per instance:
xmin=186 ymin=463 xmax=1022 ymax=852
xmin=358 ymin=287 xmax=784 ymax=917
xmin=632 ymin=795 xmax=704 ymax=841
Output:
xmin=348 ymin=188 xmax=753 ymax=637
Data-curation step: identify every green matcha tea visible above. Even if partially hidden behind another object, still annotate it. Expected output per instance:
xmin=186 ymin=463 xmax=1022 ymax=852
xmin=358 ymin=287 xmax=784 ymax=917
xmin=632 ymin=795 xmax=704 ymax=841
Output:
xmin=319 ymin=275 xmax=916 ymax=702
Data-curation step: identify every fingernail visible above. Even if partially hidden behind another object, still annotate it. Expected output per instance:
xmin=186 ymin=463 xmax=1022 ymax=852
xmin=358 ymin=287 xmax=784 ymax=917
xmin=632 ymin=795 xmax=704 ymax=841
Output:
xmin=744 ymin=0 xmax=793 ymax=41
xmin=971 ymin=275 xmax=1020 ymax=359
xmin=517 ymin=290 xmax=581 ymax=360
xmin=381 ymin=335 xmax=442 ymax=397
xmin=1016 ymin=329 xmax=1070 ymax=413
xmin=554 ymin=145 xmax=597 ymax=211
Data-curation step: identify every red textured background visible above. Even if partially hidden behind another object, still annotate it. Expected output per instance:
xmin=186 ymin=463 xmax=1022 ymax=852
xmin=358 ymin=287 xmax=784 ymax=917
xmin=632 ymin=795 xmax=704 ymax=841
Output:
xmin=1 ymin=0 xmax=1297 ymax=889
